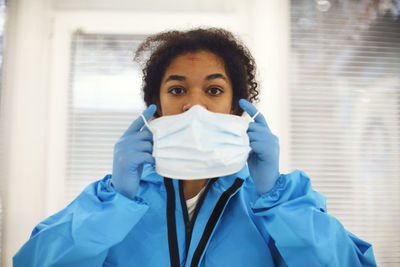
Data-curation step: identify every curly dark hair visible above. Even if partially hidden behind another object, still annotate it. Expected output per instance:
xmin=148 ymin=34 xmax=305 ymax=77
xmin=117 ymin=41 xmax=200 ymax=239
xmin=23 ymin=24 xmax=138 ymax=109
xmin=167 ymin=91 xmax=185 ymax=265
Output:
xmin=134 ymin=28 xmax=259 ymax=116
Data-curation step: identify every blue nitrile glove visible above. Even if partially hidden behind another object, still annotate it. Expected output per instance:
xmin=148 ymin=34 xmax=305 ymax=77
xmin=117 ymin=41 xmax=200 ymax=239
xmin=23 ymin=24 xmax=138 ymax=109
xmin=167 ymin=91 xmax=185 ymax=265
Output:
xmin=239 ymin=99 xmax=280 ymax=195
xmin=111 ymin=104 xmax=157 ymax=200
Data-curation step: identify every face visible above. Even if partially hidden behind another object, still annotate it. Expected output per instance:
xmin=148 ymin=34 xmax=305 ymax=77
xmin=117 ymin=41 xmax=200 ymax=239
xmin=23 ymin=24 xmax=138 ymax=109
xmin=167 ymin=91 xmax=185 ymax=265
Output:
xmin=158 ymin=50 xmax=234 ymax=116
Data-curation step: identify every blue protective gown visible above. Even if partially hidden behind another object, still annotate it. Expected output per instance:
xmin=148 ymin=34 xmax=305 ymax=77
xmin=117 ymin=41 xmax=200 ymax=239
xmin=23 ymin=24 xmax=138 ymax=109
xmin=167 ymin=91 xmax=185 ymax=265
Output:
xmin=14 ymin=166 xmax=376 ymax=266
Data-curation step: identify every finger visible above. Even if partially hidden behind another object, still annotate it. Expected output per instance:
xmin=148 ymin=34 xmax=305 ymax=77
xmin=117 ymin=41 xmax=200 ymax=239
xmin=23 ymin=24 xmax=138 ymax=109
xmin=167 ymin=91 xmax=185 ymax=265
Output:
xmin=239 ymin=99 xmax=269 ymax=129
xmin=247 ymin=122 xmax=271 ymax=135
xmin=136 ymin=128 xmax=153 ymax=142
xmin=142 ymin=154 xmax=155 ymax=165
xmin=249 ymin=140 xmax=267 ymax=155
xmin=115 ymin=130 xmax=153 ymax=151
xmin=248 ymin=131 xmax=279 ymax=144
xmin=123 ymin=151 xmax=155 ymax=167
xmin=135 ymin=141 xmax=153 ymax=154
xmin=123 ymin=105 xmax=157 ymax=136
xmin=138 ymin=152 xmax=155 ymax=166
xmin=247 ymin=131 xmax=265 ymax=142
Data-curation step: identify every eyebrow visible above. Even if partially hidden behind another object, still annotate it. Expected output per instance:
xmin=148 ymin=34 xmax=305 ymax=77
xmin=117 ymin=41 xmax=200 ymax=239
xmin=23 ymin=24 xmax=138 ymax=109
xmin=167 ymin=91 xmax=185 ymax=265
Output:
xmin=205 ymin=73 xmax=227 ymax=81
xmin=165 ymin=75 xmax=186 ymax=83
xmin=164 ymin=73 xmax=227 ymax=83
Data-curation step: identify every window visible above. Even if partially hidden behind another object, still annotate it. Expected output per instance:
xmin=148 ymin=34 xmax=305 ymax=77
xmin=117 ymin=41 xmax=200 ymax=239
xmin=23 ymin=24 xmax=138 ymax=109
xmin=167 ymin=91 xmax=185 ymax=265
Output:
xmin=290 ymin=0 xmax=400 ymax=265
xmin=66 ymin=33 xmax=146 ymax=202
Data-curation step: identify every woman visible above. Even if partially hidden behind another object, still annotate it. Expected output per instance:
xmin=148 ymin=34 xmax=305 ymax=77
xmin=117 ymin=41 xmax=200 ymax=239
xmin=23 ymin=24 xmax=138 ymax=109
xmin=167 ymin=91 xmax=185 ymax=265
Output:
xmin=14 ymin=28 xmax=376 ymax=266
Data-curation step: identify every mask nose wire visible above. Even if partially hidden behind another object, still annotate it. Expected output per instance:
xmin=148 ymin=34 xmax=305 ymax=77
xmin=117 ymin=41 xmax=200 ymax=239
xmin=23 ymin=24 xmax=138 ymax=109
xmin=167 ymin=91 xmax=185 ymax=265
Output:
xmin=139 ymin=113 xmax=152 ymax=132
xmin=250 ymin=111 xmax=260 ymax=122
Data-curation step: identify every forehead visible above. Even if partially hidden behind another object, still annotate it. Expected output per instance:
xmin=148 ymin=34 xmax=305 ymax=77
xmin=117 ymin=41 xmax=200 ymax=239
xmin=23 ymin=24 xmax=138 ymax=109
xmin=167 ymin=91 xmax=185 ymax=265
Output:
xmin=165 ymin=50 xmax=226 ymax=72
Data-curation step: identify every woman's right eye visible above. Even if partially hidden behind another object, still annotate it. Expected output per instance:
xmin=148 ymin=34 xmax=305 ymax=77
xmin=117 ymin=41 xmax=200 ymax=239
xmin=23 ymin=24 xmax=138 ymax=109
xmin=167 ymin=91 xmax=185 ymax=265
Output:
xmin=168 ymin=87 xmax=185 ymax=95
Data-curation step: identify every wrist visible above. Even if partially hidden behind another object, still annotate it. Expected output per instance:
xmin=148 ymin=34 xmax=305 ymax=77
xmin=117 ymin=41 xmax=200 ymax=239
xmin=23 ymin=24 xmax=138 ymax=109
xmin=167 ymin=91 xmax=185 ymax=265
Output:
xmin=254 ymin=171 xmax=280 ymax=195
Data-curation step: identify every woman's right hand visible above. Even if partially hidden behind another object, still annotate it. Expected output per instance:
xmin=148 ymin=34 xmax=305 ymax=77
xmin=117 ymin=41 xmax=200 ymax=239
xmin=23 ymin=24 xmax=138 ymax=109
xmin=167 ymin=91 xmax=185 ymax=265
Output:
xmin=111 ymin=104 xmax=157 ymax=200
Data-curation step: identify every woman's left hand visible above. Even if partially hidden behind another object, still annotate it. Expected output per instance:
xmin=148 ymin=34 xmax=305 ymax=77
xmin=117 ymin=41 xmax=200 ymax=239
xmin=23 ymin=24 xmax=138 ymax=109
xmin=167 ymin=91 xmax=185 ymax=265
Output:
xmin=239 ymin=99 xmax=280 ymax=195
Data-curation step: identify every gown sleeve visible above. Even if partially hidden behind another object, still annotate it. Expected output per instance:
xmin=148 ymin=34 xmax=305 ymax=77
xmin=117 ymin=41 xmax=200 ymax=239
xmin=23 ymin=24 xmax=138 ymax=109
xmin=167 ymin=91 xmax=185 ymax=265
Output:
xmin=251 ymin=170 xmax=377 ymax=267
xmin=13 ymin=175 xmax=149 ymax=267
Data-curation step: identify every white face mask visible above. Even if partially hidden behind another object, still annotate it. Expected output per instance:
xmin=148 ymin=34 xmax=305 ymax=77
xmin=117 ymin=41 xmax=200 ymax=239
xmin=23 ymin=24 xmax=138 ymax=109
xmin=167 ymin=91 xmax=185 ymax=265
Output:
xmin=141 ymin=105 xmax=257 ymax=180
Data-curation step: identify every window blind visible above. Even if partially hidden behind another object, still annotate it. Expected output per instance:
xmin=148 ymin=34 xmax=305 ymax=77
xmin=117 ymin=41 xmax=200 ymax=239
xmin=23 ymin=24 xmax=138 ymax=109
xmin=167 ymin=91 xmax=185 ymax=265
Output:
xmin=290 ymin=0 xmax=400 ymax=266
xmin=66 ymin=33 xmax=146 ymax=203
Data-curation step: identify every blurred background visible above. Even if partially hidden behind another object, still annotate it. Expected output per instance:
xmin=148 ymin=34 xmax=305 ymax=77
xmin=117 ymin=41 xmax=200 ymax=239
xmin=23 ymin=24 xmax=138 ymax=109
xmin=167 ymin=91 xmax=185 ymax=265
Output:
xmin=0 ymin=0 xmax=399 ymax=266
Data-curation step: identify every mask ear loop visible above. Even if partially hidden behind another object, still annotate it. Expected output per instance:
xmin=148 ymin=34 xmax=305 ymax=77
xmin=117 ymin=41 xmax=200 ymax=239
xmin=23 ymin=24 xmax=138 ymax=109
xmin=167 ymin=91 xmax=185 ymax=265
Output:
xmin=139 ymin=113 xmax=152 ymax=132
xmin=139 ymin=113 xmax=155 ymax=168
xmin=250 ymin=111 xmax=260 ymax=122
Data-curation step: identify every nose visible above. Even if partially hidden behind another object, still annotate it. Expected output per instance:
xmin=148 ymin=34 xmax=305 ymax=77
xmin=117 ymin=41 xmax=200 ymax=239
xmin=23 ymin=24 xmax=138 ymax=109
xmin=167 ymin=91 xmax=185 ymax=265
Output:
xmin=182 ymin=90 xmax=207 ymax=112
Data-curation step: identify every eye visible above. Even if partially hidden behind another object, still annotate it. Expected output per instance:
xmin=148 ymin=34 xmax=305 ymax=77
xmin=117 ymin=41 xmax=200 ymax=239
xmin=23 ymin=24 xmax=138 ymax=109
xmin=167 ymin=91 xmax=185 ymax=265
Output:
xmin=207 ymin=87 xmax=223 ymax=96
xmin=168 ymin=87 xmax=185 ymax=95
